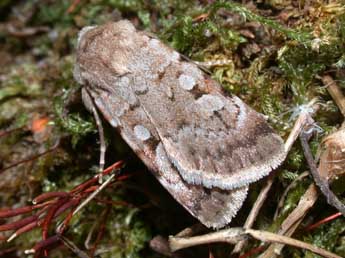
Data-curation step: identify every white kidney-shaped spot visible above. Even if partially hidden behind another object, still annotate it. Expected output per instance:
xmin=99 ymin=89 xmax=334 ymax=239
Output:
xmin=134 ymin=125 xmax=151 ymax=141
xmin=196 ymin=94 xmax=225 ymax=113
xmin=179 ymin=74 xmax=196 ymax=91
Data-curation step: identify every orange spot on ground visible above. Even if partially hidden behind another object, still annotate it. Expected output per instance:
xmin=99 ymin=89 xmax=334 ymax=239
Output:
xmin=31 ymin=117 xmax=49 ymax=133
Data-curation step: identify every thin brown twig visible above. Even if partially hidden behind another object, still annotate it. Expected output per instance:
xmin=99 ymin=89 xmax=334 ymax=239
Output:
xmin=273 ymin=171 xmax=309 ymax=220
xmin=59 ymin=235 xmax=90 ymax=258
xmin=260 ymin=183 xmax=318 ymax=258
xmin=300 ymin=130 xmax=345 ymax=215
xmin=0 ymin=140 xmax=60 ymax=174
xmin=0 ymin=126 xmax=25 ymax=138
xmin=169 ymin=227 xmax=341 ymax=258
xmin=66 ymin=0 xmax=81 ymax=14
xmin=322 ymin=75 xmax=345 ymax=117
xmin=89 ymin=206 xmax=110 ymax=257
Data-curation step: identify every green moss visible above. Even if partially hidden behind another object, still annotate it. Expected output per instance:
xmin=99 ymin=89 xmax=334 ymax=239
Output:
xmin=209 ymin=0 xmax=312 ymax=44
xmin=303 ymin=218 xmax=345 ymax=257
xmin=54 ymin=88 xmax=96 ymax=147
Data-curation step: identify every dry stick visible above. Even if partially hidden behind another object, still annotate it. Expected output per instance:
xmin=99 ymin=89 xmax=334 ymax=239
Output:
xmin=59 ymin=235 xmax=91 ymax=258
xmin=300 ymin=132 xmax=345 ymax=215
xmin=73 ymin=173 xmax=115 ymax=217
xmin=0 ymin=125 xmax=25 ymax=138
xmin=260 ymin=184 xmax=318 ymax=258
xmin=170 ymin=228 xmax=246 ymax=251
xmin=273 ymin=171 xmax=309 ymax=220
xmin=169 ymin=228 xmax=341 ymax=258
xmin=0 ymin=140 xmax=60 ymax=174
xmin=232 ymin=100 xmax=318 ymax=254
xmin=175 ymin=223 xmax=207 ymax=238
xmin=322 ymin=75 xmax=345 ymax=116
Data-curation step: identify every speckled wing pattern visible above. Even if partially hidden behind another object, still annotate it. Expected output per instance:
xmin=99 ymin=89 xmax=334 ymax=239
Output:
xmin=74 ymin=20 xmax=286 ymax=228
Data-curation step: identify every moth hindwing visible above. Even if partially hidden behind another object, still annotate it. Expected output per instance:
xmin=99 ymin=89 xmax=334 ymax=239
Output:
xmin=74 ymin=20 xmax=286 ymax=228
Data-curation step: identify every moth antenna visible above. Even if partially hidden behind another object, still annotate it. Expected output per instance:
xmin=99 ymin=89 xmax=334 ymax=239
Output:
xmin=81 ymin=88 xmax=106 ymax=183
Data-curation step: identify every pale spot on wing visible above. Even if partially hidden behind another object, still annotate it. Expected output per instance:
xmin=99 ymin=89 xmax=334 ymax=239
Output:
xmin=132 ymin=77 xmax=148 ymax=95
xmin=115 ymin=76 xmax=139 ymax=106
xmin=196 ymin=94 xmax=225 ymax=117
xmin=232 ymin=96 xmax=248 ymax=129
xmin=148 ymin=38 xmax=161 ymax=49
xmin=171 ymin=51 xmax=180 ymax=62
xmin=134 ymin=125 xmax=151 ymax=141
xmin=179 ymin=74 xmax=196 ymax=90
xmin=109 ymin=118 xmax=119 ymax=127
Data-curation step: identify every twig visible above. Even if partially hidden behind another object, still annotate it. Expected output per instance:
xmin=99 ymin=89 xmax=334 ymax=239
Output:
xmin=72 ymin=173 xmax=116 ymax=217
xmin=169 ymin=228 xmax=341 ymax=258
xmin=322 ymin=75 xmax=345 ymax=117
xmin=260 ymin=183 xmax=318 ymax=258
xmin=170 ymin=228 xmax=246 ymax=251
xmin=66 ymin=0 xmax=81 ymax=14
xmin=0 ymin=125 xmax=25 ymax=138
xmin=247 ymin=229 xmax=341 ymax=258
xmin=59 ymin=235 xmax=90 ymax=258
xmin=0 ymin=140 xmax=60 ymax=174
xmin=89 ymin=206 xmax=110 ymax=256
xmin=232 ymin=99 xmax=318 ymax=254
xmin=150 ymin=235 xmax=180 ymax=257
xmin=175 ymin=223 xmax=207 ymax=237
xmin=5 ymin=24 xmax=49 ymax=37
xmin=300 ymin=131 xmax=345 ymax=215
xmin=273 ymin=171 xmax=309 ymax=220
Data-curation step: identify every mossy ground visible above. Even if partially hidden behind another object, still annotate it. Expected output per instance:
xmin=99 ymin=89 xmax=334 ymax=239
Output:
xmin=0 ymin=0 xmax=344 ymax=257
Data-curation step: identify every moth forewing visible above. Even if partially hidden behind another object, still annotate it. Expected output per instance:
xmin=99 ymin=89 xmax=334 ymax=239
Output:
xmin=74 ymin=20 xmax=286 ymax=228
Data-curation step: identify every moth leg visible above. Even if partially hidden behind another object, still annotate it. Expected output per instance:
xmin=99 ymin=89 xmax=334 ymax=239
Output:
xmin=82 ymin=87 xmax=106 ymax=183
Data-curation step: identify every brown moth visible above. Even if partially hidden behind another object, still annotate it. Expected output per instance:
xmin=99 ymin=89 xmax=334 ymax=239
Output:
xmin=74 ymin=20 xmax=286 ymax=228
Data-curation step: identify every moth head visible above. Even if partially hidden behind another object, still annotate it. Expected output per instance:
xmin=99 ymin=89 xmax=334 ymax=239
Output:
xmin=74 ymin=20 xmax=136 ymax=86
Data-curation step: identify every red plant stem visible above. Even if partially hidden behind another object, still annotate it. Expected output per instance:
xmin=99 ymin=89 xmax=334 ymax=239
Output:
xmin=90 ymin=206 xmax=110 ymax=256
xmin=0 ymin=215 xmax=37 ymax=231
xmin=13 ymin=220 xmax=39 ymax=237
xmin=0 ymin=202 xmax=49 ymax=218
xmin=54 ymin=198 xmax=80 ymax=218
xmin=32 ymin=235 xmax=60 ymax=252
xmin=33 ymin=192 xmax=70 ymax=204
xmin=94 ymin=198 xmax=133 ymax=208
xmin=70 ymin=177 xmax=97 ymax=194
xmin=238 ymin=245 xmax=266 ymax=258
xmin=117 ymin=174 xmax=131 ymax=181
xmin=0 ymin=140 xmax=59 ymax=174
xmin=70 ymin=161 xmax=124 ymax=194
xmin=101 ymin=160 xmax=124 ymax=176
xmin=0 ymin=247 xmax=16 ymax=256
xmin=57 ymin=206 xmax=78 ymax=234
xmin=0 ymin=126 xmax=25 ymax=138
xmin=83 ymin=185 xmax=99 ymax=193
xmin=42 ymin=199 xmax=68 ymax=240
xmin=306 ymin=212 xmax=342 ymax=231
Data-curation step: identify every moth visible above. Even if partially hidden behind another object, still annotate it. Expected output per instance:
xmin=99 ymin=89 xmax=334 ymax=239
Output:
xmin=74 ymin=20 xmax=286 ymax=228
